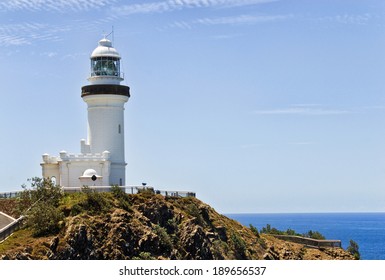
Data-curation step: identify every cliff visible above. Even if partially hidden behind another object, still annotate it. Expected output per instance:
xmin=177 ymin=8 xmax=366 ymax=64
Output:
xmin=0 ymin=191 xmax=353 ymax=260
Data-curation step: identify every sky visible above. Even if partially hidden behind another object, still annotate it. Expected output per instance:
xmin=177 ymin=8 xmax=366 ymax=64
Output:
xmin=0 ymin=0 xmax=385 ymax=213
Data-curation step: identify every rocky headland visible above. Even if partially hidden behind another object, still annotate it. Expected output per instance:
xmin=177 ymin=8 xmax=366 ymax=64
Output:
xmin=0 ymin=190 xmax=354 ymax=260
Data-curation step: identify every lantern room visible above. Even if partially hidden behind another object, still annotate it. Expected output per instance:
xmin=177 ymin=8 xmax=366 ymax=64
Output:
xmin=88 ymin=37 xmax=124 ymax=85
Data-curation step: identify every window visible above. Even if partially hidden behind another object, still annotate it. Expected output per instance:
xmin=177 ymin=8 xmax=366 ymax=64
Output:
xmin=118 ymin=124 xmax=121 ymax=134
xmin=119 ymin=178 xmax=123 ymax=186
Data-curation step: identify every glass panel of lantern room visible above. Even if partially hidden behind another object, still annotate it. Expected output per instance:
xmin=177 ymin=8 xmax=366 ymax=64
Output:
xmin=91 ymin=57 xmax=103 ymax=76
xmin=91 ymin=57 xmax=120 ymax=77
xmin=105 ymin=59 xmax=116 ymax=76
xmin=116 ymin=60 xmax=120 ymax=77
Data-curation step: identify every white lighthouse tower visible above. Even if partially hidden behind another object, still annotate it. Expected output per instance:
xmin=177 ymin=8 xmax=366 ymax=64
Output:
xmin=41 ymin=37 xmax=130 ymax=188
xmin=81 ymin=37 xmax=130 ymax=186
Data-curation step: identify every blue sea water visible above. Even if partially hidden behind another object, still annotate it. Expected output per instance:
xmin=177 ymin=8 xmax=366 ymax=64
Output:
xmin=226 ymin=213 xmax=385 ymax=260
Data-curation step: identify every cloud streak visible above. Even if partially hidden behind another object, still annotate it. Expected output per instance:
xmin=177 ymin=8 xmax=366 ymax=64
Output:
xmin=0 ymin=0 xmax=116 ymax=12
xmin=163 ymin=13 xmax=292 ymax=31
xmin=252 ymin=105 xmax=350 ymax=116
xmin=318 ymin=13 xmax=373 ymax=25
xmin=111 ymin=0 xmax=278 ymax=15
xmin=195 ymin=14 xmax=292 ymax=25
xmin=0 ymin=21 xmax=70 ymax=46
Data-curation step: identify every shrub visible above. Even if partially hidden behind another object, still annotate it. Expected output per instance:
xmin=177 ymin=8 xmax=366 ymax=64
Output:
xmin=153 ymin=225 xmax=173 ymax=254
xmin=27 ymin=203 xmax=64 ymax=237
xmin=184 ymin=203 xmax=204 ymax=226
xmin=260 ymin=224 xmax=282 ymax=235
xmin=347 ymin=239 xmax=360 ymax=260
xmin=231 ymin=232 xmax=247 ymax=259
xmin=249 ymin=224 xmax=260 ymax=238
xmin=77 ymin=186 xmax=111 ymax=214
xmin=137 ymin=187 xmax=155 ymax=197
xmin=111 ymin=185 xmax=131 ymax=211
xmin=304 ymin=230 xmax=325 ymax=240
xmin=260 ymin=224 xmax=326 ymax=240
xmin=17 ymin=177 xmax=65 ymax=236
xmin=17 ymin=177 xmax=63 ymax=215
xmin=212 ymin=240 xmax=229 ymax=260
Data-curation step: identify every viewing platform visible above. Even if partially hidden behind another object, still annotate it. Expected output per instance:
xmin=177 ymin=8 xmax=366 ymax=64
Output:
xmin=271 ymin=234 xmax=342 ymax=248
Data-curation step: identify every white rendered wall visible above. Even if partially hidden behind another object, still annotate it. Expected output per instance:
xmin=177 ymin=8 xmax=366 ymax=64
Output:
xmin=82 ymin=94 xmax=128 ymax=185
xmin=41 ymin=153 xmax=111 ymax=188
xmin=41 ymin=163 xmax=60 ymax=183
xmin=58 ymin=159 xmax=110 ymax=187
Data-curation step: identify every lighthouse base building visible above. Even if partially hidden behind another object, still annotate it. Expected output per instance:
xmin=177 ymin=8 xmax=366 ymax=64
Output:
xmin=41 ymin=37 xmax=129 ymax=188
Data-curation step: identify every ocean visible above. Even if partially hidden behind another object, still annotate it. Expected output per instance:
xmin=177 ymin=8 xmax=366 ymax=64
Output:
xmin=226 ymin=212 xmax=385 ymax=260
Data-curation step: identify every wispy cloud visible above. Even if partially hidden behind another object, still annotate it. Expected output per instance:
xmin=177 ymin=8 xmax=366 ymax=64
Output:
xmin=112 ymin=0 xmax=278 ymax=15
xmin=252 ymin=105 xmax=350 ymax=116
xmin=0 ymin=0 xmax=116 ymax=12
xmin=162 ymin=13 xmax=291 ymax=31
xmin=0 ymin=34 xmax=30 ymax=46
xmin=317 ymin=13 xmax=374 ymax=26
xmin=0 ymin=22 xmax=68 ymax=46
xmin=0 ymin=15 xmax=117 ymax=47
xmin=195 ymin=14 xmax=292 ymax=25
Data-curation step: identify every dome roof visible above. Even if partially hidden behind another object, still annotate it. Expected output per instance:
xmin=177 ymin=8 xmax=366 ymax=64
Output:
xmin=90 ymin=38 xmax=120 ymax=58
xmin=82 ymin=169 xmax=98 ymax=177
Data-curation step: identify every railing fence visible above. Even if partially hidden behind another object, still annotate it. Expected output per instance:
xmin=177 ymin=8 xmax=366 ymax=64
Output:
xmin=0 ymin=216 xmax=24 ymax=242
xmin=271 ymin=234 xmax=342 ymax=248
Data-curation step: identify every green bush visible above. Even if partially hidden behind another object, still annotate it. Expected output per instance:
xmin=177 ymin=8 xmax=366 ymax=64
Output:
xmin=260 ymin=224 xmax=326 ymax=240
xmin=212 ymin=240 xmax=229 ymax=260
xmin=260 ymin=224 xmax=282 ymax=235
xmin=153 ymin=225 xmax=173 ymax=254
xmin=17 ymin=177 xmax=65 ymax=236
xmin=111 ymin=185 xmax=131 ymax=211
xmin=231 ymin=232 xmax=247 ymax=259
xmin=27 ymin=202 xmax=64 ymax=237
xmin=249 ymin=224 xmax=260 ymax=238
xmin=79 ymin=186 xmax=111 ymax=214
xmin=17 ymin=177 xmax=63 ymax=215
xmin=347 ymin=239 xmax=360 ymax=260
xmin=304 ymin=230 xmax=325 ymax=240
xmin=184 ymin=203 xmax=204 ymax=226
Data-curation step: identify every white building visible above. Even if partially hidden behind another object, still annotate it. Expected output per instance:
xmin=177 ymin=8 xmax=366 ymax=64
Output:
xmin=41 ymin=37 xmax=130 ymax=188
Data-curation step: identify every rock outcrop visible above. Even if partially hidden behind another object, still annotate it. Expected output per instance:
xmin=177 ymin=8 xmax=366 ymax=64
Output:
xmin=0 ymin=193 xmax=353 ymax=260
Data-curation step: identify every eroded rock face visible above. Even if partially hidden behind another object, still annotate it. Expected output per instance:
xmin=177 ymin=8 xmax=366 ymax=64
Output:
xmin=0 ymin=194 xmax=354 ymax=260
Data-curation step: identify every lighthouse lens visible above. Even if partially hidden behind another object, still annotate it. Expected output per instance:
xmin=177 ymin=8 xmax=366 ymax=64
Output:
xmin=91 ymin=57 xmax=119 ymax=77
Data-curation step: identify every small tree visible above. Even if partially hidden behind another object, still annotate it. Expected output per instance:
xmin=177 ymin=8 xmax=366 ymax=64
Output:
xmin=19 ymin=177 xmax=64 ymax=236
xmin=304 ymin=230 xmax=325 ymax=240
xmin=18 ymin=177 xmax=63 ymax=213
xmin=347 ymin=239 xmax=360 ymax=260
xmin=249 ymin=224 xmax=260 ymax=238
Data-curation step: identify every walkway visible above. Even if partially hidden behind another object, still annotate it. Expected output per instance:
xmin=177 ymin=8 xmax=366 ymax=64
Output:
xmin=0 ymin=212 xmax=15 ymax=230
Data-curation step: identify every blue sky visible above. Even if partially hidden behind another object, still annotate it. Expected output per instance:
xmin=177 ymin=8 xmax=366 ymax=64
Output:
xmin=1 ymin=0 xmax=385 ymax=213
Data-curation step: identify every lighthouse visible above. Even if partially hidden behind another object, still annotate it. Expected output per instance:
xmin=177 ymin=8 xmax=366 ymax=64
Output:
xmin=82 ymin=37 xmax=130 ymax=186
xmin=41 ymin=37 xmax=130 ymax=188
